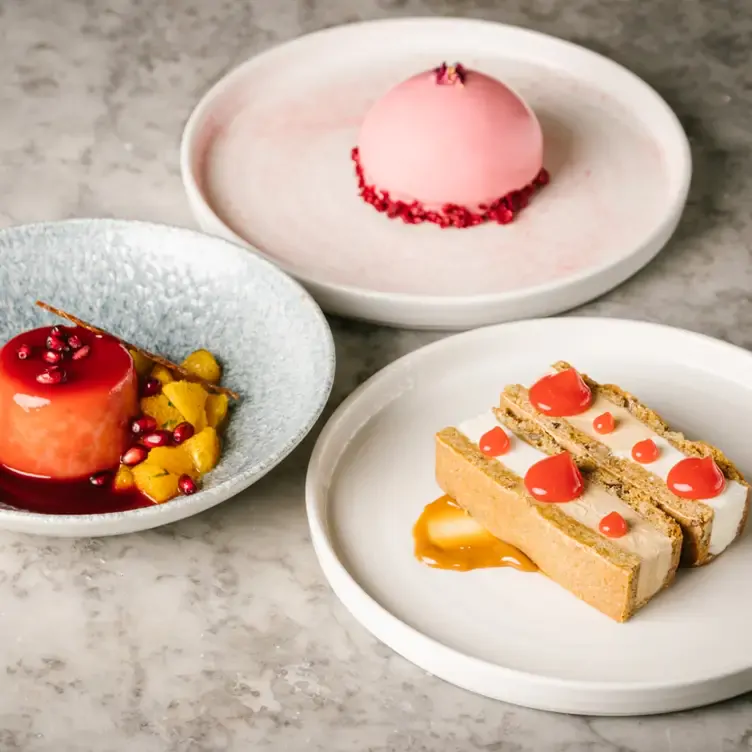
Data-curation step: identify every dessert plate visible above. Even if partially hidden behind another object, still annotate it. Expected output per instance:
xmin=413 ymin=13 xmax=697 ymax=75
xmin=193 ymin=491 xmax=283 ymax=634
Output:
xmin=182 ymin=18 xmax=691 ymax=330
xmin=306 ymin=318 xmax=752 ymax=715
xmin=0 ymin=219 xmax=335 ymax=536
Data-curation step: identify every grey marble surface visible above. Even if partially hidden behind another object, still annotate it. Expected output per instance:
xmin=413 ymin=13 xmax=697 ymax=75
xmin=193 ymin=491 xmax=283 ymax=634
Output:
xmin=1 ymin=0 xmax=751 ymax=749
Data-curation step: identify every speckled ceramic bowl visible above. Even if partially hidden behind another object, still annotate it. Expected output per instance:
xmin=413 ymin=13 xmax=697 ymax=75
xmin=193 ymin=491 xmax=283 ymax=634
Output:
xmin=0 ymin=219 xmax=335 ymax=536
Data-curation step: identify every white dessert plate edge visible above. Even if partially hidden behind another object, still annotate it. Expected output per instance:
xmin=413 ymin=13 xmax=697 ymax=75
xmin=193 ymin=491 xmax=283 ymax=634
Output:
xmin=305 ymin=317 xmax=752 ymax=714
xmin=181 ymin=17 xmax=692 ymax=330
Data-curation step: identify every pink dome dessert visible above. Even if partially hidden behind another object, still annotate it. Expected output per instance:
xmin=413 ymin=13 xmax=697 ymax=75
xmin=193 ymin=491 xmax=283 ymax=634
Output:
xmin=352 ymin=63 xmax=548 ymax=228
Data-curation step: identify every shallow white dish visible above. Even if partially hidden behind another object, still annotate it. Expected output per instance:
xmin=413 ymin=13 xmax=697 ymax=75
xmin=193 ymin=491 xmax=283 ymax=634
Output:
xmin=0 ymin=219 xmax=335 ymax=537
xmin=182 ymin=17 xmax=691 ymax=330
xmin=306 ymin=318 xmax=752 ymax=714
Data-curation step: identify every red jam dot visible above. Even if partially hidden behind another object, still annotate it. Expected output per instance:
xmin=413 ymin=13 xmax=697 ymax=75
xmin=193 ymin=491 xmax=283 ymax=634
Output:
xmin=599 ymin=511 xmax=628 ymax=538
xmin=667 ymin=456 xmax=726 ymax=500
xmin=632 ymin=439 xmax=660 ymax=464
xmin=479 ymin=426 xmax=511 ymax=457
xmin=528 ymin=368 xmax=592 ymax=417
xmin=593 ymin=411 xmax=615 ymax=434
xmin=524 ymin=452 xmax=584 ymax=503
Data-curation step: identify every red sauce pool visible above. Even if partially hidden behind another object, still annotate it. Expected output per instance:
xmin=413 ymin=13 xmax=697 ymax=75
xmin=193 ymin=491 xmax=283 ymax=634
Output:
xmin=0 ymin=466 xmax=153 ymax=515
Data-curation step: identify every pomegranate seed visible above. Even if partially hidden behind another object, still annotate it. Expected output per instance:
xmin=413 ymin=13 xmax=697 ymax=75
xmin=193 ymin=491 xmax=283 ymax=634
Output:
xmin=142 ymin=378 xmax=161 ymax=397
xmin=72 ymin=345 xmax=91 ymax=361
xmin=42 ymin=350 xmax=63 ymax=365
xmin=131 ymin=416 xmax=157 ymax=435
xmin=178 ymin=475 xmax=198 ymax=495
xmin=172 ymin=422 xmax=195 ymax=445
xmin=36 ymin=366 xmax=67 ymax=385
xmin=67 ymin=335 xmax=83 ymax=350
xmin=16 ymin=344 xmax=32 ymax=360
xmin=141 ymin=430 xmax=171 ymax=448
xmin=121 ymin=445 xmax=149 ymax=466
xmin=46 ymin=335 xmax=68 ymax=352
xmin=50 ymin=326 xmax=66 ymax=338
xmin=89 ymin=471 xmax=111 ymax=487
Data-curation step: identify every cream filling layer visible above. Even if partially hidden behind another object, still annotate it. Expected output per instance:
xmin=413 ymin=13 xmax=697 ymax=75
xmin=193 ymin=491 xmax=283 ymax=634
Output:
xmin=458 ymin=412 xmax=673 ymax=602
xmin=566 ymin=395 xmax=747 ymax=556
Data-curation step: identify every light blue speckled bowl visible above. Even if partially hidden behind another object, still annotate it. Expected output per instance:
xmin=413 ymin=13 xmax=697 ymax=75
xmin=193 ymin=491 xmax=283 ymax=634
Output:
xmin=0 ymin=219 xmax=335 ymax=536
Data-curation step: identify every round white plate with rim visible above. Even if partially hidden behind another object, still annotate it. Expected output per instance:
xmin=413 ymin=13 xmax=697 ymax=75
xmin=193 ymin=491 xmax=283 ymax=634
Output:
xmin=0 ymin=219 xmax=335 ymax=537
xmin=306 ymin=318 xmax=752 ymax=715
xmin=181 ymin=17 xmax=691 ymax=330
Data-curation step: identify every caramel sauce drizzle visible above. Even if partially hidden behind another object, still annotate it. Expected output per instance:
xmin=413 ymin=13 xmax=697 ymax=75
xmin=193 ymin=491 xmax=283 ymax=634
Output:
xmin=35 ymin=300 xmax=239 ymax=400
xmin=413 ymin=495 xmax=538 ymax=573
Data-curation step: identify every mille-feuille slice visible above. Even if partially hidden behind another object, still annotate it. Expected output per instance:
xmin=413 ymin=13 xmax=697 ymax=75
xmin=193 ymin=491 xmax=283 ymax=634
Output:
xmin=435 ymin=408 xmax=681 ymax=622
xmin=501 ymin=362 xmax=750 ymax=566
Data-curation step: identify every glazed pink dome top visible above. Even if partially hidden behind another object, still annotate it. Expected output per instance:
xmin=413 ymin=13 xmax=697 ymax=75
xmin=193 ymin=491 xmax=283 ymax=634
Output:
xmin=357 ymin=65 xmax=544 ymax=209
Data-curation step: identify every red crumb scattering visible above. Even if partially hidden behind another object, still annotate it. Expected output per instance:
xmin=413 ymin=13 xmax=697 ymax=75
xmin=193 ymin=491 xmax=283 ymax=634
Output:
xmin=351 ymin=147 xmax=548 ymax=229
xmin=434 ymin=62 xmax=467 ymax=85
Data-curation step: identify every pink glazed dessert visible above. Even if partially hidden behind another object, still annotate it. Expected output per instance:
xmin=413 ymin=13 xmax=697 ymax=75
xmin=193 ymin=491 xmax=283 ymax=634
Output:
xmin=352 ymin=63 xmax=549 ymax=228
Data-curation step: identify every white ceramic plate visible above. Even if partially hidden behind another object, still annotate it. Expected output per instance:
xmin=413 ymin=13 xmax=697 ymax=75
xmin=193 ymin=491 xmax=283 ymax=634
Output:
xmin=182 ymin=18 xmax=691 ymax=330
xmin=0 ymin=219 xmax=335 ymax=537
xmin=306 ymin=318 xmax=752 ymax=715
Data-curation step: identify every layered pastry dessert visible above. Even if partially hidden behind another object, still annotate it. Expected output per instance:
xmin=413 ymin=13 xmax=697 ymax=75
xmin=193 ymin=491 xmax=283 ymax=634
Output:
xmin=0 ymin=303 xmax=235 ymax=514
xmin=353 ymin=62 xmax=548 ymax=228
xmin=418 ymin=363 xmax=750 ymax=621
xmin=435 ymin=411 xmax=681 ymax=622
xmin=501 ymin=363 xmax=751 ymax=566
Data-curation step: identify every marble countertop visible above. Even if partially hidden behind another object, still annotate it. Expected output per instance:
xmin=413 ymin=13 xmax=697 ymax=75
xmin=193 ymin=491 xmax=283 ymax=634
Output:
xmin=1 ymin=0 xmax=752 ymax=749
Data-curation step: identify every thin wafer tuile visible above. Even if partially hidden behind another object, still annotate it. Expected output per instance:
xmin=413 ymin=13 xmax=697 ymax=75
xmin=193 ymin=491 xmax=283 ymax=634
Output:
xmin=35 ymin=300 xmax=239 ymax=401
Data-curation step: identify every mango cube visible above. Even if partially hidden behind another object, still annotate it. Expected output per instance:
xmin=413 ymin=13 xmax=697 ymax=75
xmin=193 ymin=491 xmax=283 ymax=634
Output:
xmin=150 ymin=364 xmax=174 ymax=386
xmin=182 ymin=427 xmax=221 ymax=475
xmin=182 ymin=349 xmax=222 ymax=384
xmin=147 ymin=446 xmax=199 ymax=479
xmin=163 ymin=381 xmax=208 ymax=431
xmin=133 ymin=463 xmax=180 ymax=504
xmin=140 ymin=394 xmax=185 ymax=431
xmin=205 ymin=393 xmax=229 ymax=430
xmin=113 ymin=464 xmax=135 ymax=492
xmin=129 ymin=349 xmax=153 ymax=379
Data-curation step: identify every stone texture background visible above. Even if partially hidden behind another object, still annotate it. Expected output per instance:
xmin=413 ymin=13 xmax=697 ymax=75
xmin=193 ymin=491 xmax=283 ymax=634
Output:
xmin=0 ymin=1 xmax=751 ymax=750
